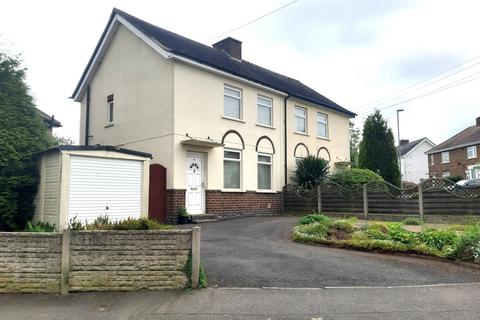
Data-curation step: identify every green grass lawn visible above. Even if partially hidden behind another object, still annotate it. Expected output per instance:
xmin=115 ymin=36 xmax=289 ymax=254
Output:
xmin=292 ymin=214 xmax=480 ymax=264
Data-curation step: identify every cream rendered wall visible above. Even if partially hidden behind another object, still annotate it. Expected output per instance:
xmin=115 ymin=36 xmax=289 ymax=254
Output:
xmin=172 ymin=62 xmax=285 ymax=192
xmin=78 ymin=25 xmax=175 ymax=187
xmin=286 ymin=98 xmax=351 ymax=182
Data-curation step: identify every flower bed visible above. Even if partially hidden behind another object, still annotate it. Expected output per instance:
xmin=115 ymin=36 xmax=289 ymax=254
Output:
xmin=292 ymin=214 xmax=480 ymax=264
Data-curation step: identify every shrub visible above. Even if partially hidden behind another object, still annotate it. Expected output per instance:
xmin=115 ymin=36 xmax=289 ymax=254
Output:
xmin=384 ymin=222 xmax=417 ymax=245
xmin=184 ymin=255 xmax=208 ymax=289
xmin=330 ymin=218 xmax=357 ymax=234
xmin=418 ymin=228 xmax=458 ymax=251
xmin=68 ymin=216 xmax=171 ymax=231
xmin=360 ymin=223 xmax=389 ymax=240
xmin=444 ymin=175 xmax=463 ymax=183
xmin=402 ymin=217 xmax=424 ymax=225
xmin=296 ymin=222 xmax=331 ymax=237
xmin=329 ymin=168 xmax=384 ymax=189
xmin=24 ymin=221 xmax=55 ymax=232
xmin=448 ymin=224 xmax=480 ymax=263
xmin=178 ymin=207 xmax=189 ymax=217
xmin=293 ymin=155 xmax=329 ymax=189
xmin=298 ymin=213 xmax=332 ymax=225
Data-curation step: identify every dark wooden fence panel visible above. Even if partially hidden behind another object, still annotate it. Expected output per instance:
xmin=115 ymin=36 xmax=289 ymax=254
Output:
xmin=424 ymin=191 xmax=480 ymax=215
xmin=284 ymin=191 xmax=317 ymax=212
xmin=367 ymin=192 xmax=419 ymax=215
xmin=322 ymin=192 xmax=362 ymax=213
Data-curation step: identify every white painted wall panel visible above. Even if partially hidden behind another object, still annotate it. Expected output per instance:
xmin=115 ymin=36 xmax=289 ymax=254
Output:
xmin=68 ymin=155 xmax=143 ymax=224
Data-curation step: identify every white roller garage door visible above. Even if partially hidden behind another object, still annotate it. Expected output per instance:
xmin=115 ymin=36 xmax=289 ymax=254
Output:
xmin=68 ymin=155 xmax=143 ymax=224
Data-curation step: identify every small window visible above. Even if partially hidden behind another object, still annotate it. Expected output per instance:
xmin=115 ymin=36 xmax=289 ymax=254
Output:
xmin=257 ymin=154 xmax=272 ymax=190
xmin=430 ymin=154 xmax=434 ymax=166
xmin=107 ymin=94 xmax=114 ymax=124
xmin=294 ymin=107 xmax=307 ymax=133
xmin=224 ymin=149 xmax=241 ymax=189
xmin=442 ymin=171 xmax=450 ymax=178
xmin=257 ymin=96 xmax=273 ymax=126
xmin=467 ymin=146 xmax=477 ymax=159
xmin=317 ymin=112 xmax=328 ymax=138
xmin=441 ymin=151 xmax=450 ymax=163
xmin=224 ymin=86 xmax=242 ymax=119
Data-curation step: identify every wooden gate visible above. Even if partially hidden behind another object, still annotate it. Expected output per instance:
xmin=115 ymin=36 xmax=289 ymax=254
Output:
xmin=148 ymin=164 xmax=167 ymax=222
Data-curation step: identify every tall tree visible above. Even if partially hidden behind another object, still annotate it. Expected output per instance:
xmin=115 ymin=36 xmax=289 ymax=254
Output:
xmin=0 ymin=52 xmax=50 ymax=230
xmin=349 ymin=120 xmax=361 ymax=168
xmin=358 ymin=110 xmax=400 ymax=186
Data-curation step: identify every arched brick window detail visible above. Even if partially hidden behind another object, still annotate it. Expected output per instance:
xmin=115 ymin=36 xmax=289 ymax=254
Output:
xmin=317 ymin=147 xmax=331 ymax=162
xmin=293 ymin=143 xmax=309 ymax=158
xmin=221 ymin=130 xmax=245 ymax=149
xmin=255 ymin=136 xmax=275 ymax=154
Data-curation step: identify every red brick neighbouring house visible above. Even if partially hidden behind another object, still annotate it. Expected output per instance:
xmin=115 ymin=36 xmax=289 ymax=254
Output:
xmin=426 ymin=117 xmax=480 ymax=179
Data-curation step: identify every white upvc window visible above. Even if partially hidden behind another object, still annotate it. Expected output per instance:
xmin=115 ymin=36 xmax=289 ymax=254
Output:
xmin=441 ymin=151 xmax=450 ymax=163
xmin=257 ymin=154 xmax=272 ymax=190
xmin=224 ymin=85 xmax=242 ymax=119
xmin=257 ymin=95 xmax=273 ymax=126
xmin=467 ymin=146 xmax=477 ymax=159
xmin=442 ymin=171 xmax=450 ymax=178
xmin=316 ymin=112 xmax=328 ymax=139
xmin=430 ymin=154 xmax=434 ymax=166
xmin=223 ymin=149 xmax=241 ymax=189
xmin=107 ymin=94 xmax=114 ymax=124
xmin=466 ymin=165 xmax=480 ymax=180
xmin=294 ymin=107 xmax=307 ymax=133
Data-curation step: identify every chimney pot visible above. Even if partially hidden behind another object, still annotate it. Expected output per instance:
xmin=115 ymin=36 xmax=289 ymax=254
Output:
xmin=476 ymin=116 xmax=480 ymax=126
xmin=212 ymin=37 xmax=242 ymax=60
xmin=399 ymin=139 xmax=410 ymax=146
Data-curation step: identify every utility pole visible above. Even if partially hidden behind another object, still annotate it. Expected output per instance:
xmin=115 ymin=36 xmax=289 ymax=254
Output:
xmin=396 ymin=109 xmax=404 ymax=182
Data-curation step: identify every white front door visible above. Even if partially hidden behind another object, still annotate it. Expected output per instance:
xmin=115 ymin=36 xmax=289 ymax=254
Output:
xmin=186 ymin=154 xmax=204 ymax=214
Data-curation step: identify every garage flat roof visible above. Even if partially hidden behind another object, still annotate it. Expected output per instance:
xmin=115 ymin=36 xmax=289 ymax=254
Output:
xmin=37 ymin=145 xmax=153 ymax=159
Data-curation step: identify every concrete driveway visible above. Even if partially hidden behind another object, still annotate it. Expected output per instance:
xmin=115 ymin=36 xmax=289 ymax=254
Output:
xmin=201 ymin=216 xmax=480 ymax=288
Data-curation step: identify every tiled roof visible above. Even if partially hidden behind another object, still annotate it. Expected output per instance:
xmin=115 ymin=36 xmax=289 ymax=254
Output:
xmin=427 ymin=125 xmax=480 ymax=154
xmin=72 ymin=8 xmax=356 ymax=117
xmin=36 ymin=108 xmax=62 ymax=127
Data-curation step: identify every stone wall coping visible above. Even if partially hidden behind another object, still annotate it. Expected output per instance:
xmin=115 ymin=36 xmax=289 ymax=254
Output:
xmin=0 ymin=229 xmax=193 ymax=236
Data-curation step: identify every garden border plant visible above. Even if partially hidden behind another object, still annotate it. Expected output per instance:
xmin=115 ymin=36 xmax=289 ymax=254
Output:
xmin=292 ymin=213 xmax=480 ymax=265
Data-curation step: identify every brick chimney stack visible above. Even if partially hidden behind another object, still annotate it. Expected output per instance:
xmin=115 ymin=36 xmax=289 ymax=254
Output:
xmin=399 ymin=139 xmax=410 ymax=146
xmin=476 ymin=116 xmax=480 ymax=126
xmin=212 ymin=37 xmax=242 ymax=60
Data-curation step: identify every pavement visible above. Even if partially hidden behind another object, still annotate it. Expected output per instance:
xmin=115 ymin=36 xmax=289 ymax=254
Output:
xmin=2 ymin=216 xmax=480 ymax=319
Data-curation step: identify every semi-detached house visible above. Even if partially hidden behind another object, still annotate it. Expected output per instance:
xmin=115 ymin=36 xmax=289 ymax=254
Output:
xmin=71 ymin=8 xmax=356 ymax=222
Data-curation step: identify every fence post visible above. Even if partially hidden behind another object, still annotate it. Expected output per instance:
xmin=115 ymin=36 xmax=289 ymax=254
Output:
xmin=363 ymin=184 xmax=368 ymax=219
xmin=317 ymin=185 xmax=322 ymax=213
xmin=60 ymin=229 xmax=71 ymax=295
xmin=418 ymin=183 xmax=424 ymax=220
xmin=191 ymin=226 xmax=201 ymax=288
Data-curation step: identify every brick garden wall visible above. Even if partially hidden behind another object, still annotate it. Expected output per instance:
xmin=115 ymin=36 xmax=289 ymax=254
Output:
xmin=206 ymin=190 xmax=282 ymax=217
xmin=0 ymin=229 xmax=193 ymax=293
xmin=167 ymin=189 xmax=186 ymax=224
xmin=0 ymin=233 xmax=62 ymax=293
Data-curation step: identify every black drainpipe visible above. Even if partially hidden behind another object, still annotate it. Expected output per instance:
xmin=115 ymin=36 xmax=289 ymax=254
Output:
xmin=284 ymin=95 xmax=290 ymax=187
xmin=84 ymin=85 xmax=91 ymax=146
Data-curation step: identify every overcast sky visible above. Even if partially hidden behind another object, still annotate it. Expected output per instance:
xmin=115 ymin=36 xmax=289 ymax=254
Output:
xmin=1 ymin=0 xmax=479 ymax=145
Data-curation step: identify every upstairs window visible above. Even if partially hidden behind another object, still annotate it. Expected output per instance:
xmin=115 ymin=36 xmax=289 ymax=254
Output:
xmin=224 ymin=86 xmax=242 ymax=119
xmin=257 ymin=154 xmax=272 ymax=190
xmin=257 ymin=95 xmax=273 ymax=126
xmin=107 ymin=94 xmax=114 ymax=124
xmin=467 ymin=146 xmax=477 ymax=159
xmin=224 ymin=149 xmax=241 ymax=189
xmin=316 ymin=112 xmax=328 ymax=139
xmin=441 ymin=151 xmax=450 ymax=163
xmin=294 ymin=107 xmax=307 ymax=133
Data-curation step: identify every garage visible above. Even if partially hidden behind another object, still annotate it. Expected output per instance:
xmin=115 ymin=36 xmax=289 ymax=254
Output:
xmin=34 ymin=145 xmax=152 ymax=229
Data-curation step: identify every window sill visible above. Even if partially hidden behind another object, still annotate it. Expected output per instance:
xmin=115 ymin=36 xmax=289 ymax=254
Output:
xmin=294 ymin=131 xmax=309 ymax=136
xmin=221 ymin=189 xmax=245 ymax=193
xmin=316 ymin=136 xmax=330 ymax=141
xmin=104 ymin=123 xmax=114 ymax=128
xmin=441 ymin=162 xmax=450 ymax=164
xmin=222 ymin=116 xmax=245 ymax=123
xmin=256 ymin=123 xmax=275 ymax=129
xmin=467 ymin=157 xmax=477 ymax=160
xmin=256 ymin=190 xmax=277 ymax=194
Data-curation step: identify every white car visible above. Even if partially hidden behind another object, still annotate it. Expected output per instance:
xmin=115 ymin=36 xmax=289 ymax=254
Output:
xmin=456 ymin=179 xmax=480 ymax=188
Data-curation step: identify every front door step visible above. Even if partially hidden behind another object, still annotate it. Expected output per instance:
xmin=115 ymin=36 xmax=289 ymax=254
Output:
xmin=191 ymin=214 xmax=220 ymax=223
